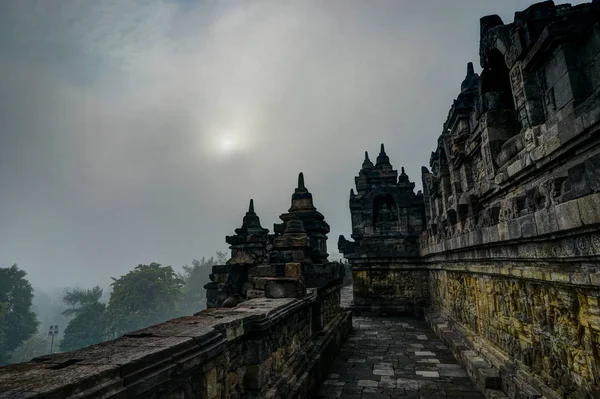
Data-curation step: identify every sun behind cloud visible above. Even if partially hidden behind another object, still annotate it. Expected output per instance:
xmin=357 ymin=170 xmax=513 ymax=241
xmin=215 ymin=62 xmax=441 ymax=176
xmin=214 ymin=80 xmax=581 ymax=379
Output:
xmin=220 ymin=135 xmax=237 ymax=152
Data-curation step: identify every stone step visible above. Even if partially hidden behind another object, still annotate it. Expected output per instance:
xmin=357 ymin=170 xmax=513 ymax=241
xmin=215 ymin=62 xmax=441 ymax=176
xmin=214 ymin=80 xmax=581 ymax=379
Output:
xmin=461 ymin=350 xmax=501 ymax=391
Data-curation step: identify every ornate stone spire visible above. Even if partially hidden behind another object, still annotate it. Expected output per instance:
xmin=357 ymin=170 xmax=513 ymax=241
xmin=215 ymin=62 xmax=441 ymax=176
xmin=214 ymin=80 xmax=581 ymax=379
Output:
xmin=274 ymin=172 xmax=330 ymax=264
xmin=399 ymin=167 xmax=409 ymax=183
xmin=361 ymin=151 xmax=374 ymax=170
xmin=461 ymin=62 xmax=479 ymax=93
xmin=234 ymin=199 xmax=269 ymax=236
xmin=289 ymin=172 xmax=316 ymax=212
xmin=376 ymin=143 xmax=391 ymax=167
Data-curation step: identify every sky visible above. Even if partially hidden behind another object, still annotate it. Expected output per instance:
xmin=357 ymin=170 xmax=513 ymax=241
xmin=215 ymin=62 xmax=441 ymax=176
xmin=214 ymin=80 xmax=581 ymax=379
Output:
xmin=0 ymin=0 xmax=588 ymax=290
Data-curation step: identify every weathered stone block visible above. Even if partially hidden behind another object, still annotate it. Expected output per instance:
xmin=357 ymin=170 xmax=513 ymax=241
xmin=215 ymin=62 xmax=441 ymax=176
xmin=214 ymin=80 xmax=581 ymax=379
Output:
xmin=265 ymin=279 xmax=306 ymax=299
xmin=507 ymin=219 xmax=522 ymax=240
xmin=249 ymin=265 xmax=277 ymax=278
xmin=550 ymin=272 xmax=570 ymax=284
xmin=246 ymin=289 xmax=266 ymax=299
xmin=285 ymin=262 xmax=302 ymax=278
xmin=497 ymin=222 xmax=509 ymax=241
xmin=570 ymin=272 xmax=591 ymax=285
xmin=577 ymin=193 xmax=600 ymax=225
xmin=507 ymin=159 xmax=525 ymax=177
xmin=554 ymin=200 xmax=583 ymax=231
xmin=205 ymin=367 xmax=219 ymax=399
xmin=518 ymin=214 xmax=537 ymax=237
xmin=534 ymin=209 xmax=559 ymax=235
xmin=252 ymin=277 xmax=267 ymax=290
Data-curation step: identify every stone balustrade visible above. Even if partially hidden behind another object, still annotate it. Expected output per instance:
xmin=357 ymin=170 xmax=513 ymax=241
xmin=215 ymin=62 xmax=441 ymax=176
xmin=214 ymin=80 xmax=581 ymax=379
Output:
xmin=0 ymin=285 xmax=351 ymax=399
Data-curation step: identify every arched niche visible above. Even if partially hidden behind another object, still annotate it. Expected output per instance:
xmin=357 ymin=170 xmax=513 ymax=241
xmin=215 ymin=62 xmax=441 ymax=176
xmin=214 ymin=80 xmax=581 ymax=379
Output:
xmin=372 ymin=194 xmax=398 ymax=228
xmin=480 ymin=48 xmax=514 ymax=111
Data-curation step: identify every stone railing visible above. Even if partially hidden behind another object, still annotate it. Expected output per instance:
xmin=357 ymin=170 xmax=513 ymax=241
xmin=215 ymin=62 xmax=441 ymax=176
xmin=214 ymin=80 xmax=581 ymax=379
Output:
xmin=0 ymin=285 xmax=351 ymax=399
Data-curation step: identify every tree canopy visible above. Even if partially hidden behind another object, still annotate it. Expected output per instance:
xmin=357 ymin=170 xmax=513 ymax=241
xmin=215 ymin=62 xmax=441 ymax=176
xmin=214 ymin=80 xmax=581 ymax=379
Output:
xmin=179 ymin=252 xmax=227 ymax=315
xmin=105 ymin=263 xmax=184 ymax=337
xmin=60 ymin=286 xmax=107 ymax=352
xmin=2 ymin=252 xmax=229 ymax=364
xmin=0 ymin=265 xmax=38 ymax=365
xmin=8 ymin=332 xmax=50 ymax=363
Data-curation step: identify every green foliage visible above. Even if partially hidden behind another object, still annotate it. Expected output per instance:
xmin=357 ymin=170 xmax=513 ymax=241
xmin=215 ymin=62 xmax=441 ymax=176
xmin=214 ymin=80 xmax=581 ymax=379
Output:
xmin=60 ymin=286 xmax=107 ymax=352
xmin=2 ymin=253 xmax=228 ymax=361
xmin=9 ymin=332 xmax=51 ymax=363
xmin=179 ymin=251 xmax=228 ymax=315
xmin=0 ymin=265 xmax=38 ymax=365
xmin=106 ymin=263 xmax=184 ymax=337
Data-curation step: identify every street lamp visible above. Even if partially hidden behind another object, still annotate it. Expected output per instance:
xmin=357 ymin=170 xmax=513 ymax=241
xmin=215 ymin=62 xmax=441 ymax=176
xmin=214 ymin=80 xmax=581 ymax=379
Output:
xmin=48 ymin=325 xmax=59 ymax=354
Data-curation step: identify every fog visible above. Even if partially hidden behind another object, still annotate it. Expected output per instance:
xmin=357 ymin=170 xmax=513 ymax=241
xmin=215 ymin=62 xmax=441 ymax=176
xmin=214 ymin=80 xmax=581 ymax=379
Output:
xmin=0 ymin=0 xmax=587 ymax=291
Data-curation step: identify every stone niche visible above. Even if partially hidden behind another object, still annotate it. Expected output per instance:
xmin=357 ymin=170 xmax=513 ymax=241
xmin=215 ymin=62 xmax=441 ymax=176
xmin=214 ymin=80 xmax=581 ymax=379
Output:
xmin=338 ymin=144 xmax=427 ymax=315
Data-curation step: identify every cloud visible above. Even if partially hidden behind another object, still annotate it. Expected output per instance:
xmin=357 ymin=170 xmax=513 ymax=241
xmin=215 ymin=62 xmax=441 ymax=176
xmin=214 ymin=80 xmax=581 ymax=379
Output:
xmin=0 ymin=0 xmax=590 ymax=288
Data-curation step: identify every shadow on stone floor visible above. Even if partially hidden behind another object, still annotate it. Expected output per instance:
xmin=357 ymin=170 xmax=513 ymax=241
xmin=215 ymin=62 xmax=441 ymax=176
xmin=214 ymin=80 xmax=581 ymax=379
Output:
xmin=322 ymin=286 xmax=484 ymax=398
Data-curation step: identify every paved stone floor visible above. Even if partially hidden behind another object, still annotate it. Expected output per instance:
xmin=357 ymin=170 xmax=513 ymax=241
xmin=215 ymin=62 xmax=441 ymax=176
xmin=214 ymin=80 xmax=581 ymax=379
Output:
xmin=320 ymin=286 xmax=484 ymax=398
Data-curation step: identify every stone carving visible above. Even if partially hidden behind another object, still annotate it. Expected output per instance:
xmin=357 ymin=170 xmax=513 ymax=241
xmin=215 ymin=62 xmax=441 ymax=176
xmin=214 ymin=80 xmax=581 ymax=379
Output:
xmin=499 ymin=198 xmax=518 ymax=222
xmin=430 ymin=270 xmax=600 ymax=397
xmin=377 ymin=202 xmax=394 ymax=225
xmin=420 ymin=4 xmax=600 ymax=396
xmin=538 ymin=178 xmax=563 ymax=209
xmin=207 ymin=173 xmax=343 ymax=308
xmin=340 ymin=145 xmax=426 ymax=313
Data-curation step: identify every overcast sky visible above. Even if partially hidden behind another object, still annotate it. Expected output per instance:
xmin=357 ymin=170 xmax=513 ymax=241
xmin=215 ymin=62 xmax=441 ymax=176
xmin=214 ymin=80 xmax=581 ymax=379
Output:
xmin=0 ymin=0 xmax=587 ymax=290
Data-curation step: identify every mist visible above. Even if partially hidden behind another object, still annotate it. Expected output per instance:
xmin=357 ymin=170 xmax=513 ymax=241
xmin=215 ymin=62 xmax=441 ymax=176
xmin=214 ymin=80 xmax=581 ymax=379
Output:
xmin=0 ymin=0 xmax=587 ymax=293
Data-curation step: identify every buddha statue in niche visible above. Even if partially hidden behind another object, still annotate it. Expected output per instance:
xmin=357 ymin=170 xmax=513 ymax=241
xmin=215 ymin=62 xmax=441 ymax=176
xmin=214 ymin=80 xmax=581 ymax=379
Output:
xmin=375 ymin=200 xmax=396 ymax=229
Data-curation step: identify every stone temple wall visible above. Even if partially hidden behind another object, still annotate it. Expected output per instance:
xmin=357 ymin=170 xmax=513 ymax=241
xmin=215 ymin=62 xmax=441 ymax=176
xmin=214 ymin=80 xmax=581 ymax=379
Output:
xmin=0 ymin=288 xmax=351 ymax=399
xmin=419 ymin=2 xmax=600 ymax=398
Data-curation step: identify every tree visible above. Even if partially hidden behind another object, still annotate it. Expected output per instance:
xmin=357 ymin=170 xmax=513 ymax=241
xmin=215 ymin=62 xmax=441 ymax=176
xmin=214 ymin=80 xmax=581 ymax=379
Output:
xmin=31 ymin=287 xmax=74 ymax=340
xmin=179 ymin=252 xmax=228 ymax=315
xmin=0 ymin=265 xmax=38 ymax=365
xmin=60 ymin=286 xmax=107 ymax=352
xmin=9 ymin=332 xmax=51 ymax=363
xmin=106 ymin=263 xmax=184 ymax=337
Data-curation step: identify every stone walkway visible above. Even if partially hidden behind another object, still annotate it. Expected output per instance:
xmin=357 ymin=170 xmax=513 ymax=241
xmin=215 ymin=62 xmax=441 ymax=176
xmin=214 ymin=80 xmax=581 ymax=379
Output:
xmin=319 ymin=286 xmax=484 ymax=398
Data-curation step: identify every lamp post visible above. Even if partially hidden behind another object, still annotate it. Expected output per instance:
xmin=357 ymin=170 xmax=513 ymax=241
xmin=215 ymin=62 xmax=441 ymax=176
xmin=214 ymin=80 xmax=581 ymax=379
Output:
xmin=48 ymin=325 xmax=59 ymax=354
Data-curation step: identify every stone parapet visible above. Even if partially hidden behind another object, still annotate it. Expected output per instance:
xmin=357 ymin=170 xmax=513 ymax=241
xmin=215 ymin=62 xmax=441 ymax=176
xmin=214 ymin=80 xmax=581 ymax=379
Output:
xmin=0 ymin=287 xmax=351 ymax=399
